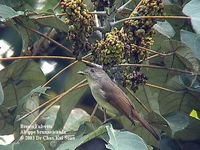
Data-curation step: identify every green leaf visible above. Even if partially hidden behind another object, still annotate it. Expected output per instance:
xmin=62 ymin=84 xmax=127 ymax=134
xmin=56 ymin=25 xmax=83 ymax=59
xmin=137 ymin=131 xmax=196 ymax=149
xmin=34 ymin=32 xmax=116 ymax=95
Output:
xmin=53 ymin=62 xmax=88 ymax=130
xmin=0 ymin=82 xmax=4 ymax=105
xmin=182 ymin=0 xmax=200 ymax=34
xmin=63 ymin=108 xmax=90 ymax=132
xmin=0 ymin=141 xmax=45 ymax=150
xmin=15 ymin=141 xmax=45 ymax=150
xmin=106 ymin=125 xmax=148 ymax=150
xmin=165 ymin=113 xmax=190 ymax=136
xmin=0 ymin=60 xmax=45 ymax=108
xmin=167 ymin=114 xmax=200 ymax=140
xmin=179 ymin=74 xmax=200 ymax=92
xmin=153 ymin=21 xmax=175 ymax=38
xmin=16 ymin=86 xmax=49 ymax=117
xmin=0 ymin=60 xmax=45 ymax=135
xmin=180 ymin=30 xmax=200 ymax=61
xmin=0 ymin=4 xmax=22 ymax=22
xmin=158 ymin=76 xmax=200 ymax=115
xmin=35 ymin=15 xmax=69 ymax=33
xmin=56 ymin=125 xmax=107 ymax=150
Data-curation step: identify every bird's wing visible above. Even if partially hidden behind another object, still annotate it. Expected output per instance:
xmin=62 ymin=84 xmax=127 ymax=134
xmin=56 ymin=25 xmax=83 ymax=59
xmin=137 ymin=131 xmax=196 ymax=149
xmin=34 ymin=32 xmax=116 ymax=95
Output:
xmin=101 ymin=80 xmax=136 ymax=120
xmin=101 ymin=79 xmax=160 ymax=140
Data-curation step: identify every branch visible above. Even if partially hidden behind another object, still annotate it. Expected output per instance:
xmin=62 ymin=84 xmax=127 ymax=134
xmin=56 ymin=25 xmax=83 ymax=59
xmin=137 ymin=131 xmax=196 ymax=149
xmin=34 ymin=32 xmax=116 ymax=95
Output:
xmin=117 ymin=0 xmax=134 ymax=13
xmin=145 ymin=83 xmax=183 ymax=93
xmin=0 ymin=56 xmax=75 ymax=61
xmin=23 ymin=25 xmax=73 ymax=53
xmin=43 ymin=53 xmax=92 ymax=87
xmin=19 ymin=79 xmax=87 ymax=138
xmin=119 ymin=63 xmax=198 ymax=75
xmin=111 ymin=15 xmax=191 ymax=26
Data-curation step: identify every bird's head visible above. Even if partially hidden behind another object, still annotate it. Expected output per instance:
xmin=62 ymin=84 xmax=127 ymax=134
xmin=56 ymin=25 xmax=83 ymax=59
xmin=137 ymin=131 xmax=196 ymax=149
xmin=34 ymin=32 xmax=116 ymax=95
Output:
xmin=78 ymin=67 xmax=108 ymax=81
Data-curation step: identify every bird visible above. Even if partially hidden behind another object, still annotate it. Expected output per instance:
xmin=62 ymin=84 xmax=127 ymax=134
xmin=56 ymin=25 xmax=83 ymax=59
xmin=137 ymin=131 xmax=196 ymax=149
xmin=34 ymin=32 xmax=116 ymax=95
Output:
xmin=78 ymin=66 xmax=160 ymax=140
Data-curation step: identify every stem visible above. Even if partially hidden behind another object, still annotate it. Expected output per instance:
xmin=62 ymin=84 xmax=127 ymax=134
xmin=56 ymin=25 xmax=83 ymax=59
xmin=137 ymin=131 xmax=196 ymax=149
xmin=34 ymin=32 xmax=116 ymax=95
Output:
xmin=23 ymin=25 xmax=73 ymax=53
xmin=117 ymin=0 xmax=134 ymax=12
xmin=32 ymin=13 xmax=67 ymax=20
xmin=131 ymin=44 xmax=170 ymax=56
xmin=20 ymin=79 xmax=87 ymax=138
xmin=89 ymin=11 xmax=106 ymax=16
xmin=112 ymin=15 xmax=191 ymax=26
xmin=145 ymin=83 xmax=182 ymax=93
xmin=0 ymin=56 xmax=75 ymax=61
xmin=17 ymin=82 xmax=88 ymax=122
xmin=140 ymin=52 xmax=174 ymax=63
xmin=42 ymin=60 xmax=78 ymax=87
xmin=119 ymin=63 xmax=197 ymax=75
xmin=43 ymin=53 xmax=92 ymax=87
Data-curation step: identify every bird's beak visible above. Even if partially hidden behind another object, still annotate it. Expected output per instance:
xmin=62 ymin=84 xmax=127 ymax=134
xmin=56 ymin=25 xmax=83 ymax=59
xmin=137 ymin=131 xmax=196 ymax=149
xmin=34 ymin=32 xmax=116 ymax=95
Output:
xmin=77 ymin=71 xmax=86 ymax=75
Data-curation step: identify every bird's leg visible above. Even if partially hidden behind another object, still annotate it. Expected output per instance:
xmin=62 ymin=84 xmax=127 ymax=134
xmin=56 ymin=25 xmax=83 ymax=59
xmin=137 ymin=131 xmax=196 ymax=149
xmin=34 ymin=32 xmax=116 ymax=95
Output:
xmin=102 ymin=108 xmax=114 ymax=124
xmin=90 ymin=103 xmax=98 ymax=122
xmin=103 ymin=107 xmax=107 ymax=123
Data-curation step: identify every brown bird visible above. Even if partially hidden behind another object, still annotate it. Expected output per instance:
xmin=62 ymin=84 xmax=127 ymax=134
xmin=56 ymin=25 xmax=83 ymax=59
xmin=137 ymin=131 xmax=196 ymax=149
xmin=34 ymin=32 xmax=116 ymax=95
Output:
xmin=78 ymin=66 xmax=160 ymax=140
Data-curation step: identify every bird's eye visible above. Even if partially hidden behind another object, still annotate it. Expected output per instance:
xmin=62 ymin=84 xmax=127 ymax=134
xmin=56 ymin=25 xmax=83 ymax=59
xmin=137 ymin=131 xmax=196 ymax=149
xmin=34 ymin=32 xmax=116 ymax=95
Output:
xmin=90 ymin=68 xmax=94 ymax=73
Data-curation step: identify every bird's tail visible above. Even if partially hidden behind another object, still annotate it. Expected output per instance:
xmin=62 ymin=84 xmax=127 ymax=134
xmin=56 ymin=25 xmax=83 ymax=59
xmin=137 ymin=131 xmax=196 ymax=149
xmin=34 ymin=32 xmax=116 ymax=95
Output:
xmin=130 ymin=110 xmax=160 ymax=141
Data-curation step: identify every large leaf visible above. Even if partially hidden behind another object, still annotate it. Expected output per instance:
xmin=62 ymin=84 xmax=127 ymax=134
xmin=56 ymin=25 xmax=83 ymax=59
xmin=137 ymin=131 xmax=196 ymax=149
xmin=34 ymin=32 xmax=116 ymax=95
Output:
xmin=164 ymin=113 xmax=190 ymax=137
xmin=180 ymin=30 xmax=200 ymax=61
xmin=0 ymin=60 xmax=45 ymax=108
xmin=16 ymin=86 xmax=49 ymax=124
xmin=158 ymin=76 xmax=200 ymax=115
xmin=105 ymin=125 xmax=148 ymax=150
xmin=0 ymin=4 xmax=23 ymax=22
xmin=63 ymin=108 xmax=90 ymax=132
xmin=153 ymin=21 xmax=175 ymax=38
xmin=0 ymin=141 xmax=45 ymax=150
xmin=165 ymin=113 xmax=200 ymax=140
xmin=0 ymin=60 xmax=45 ymax=135
xmin=182 ymin=0 xmax=200 ymax=34
xmin=179 ymin=74 xmax=200 ymax=92
xmin=53 ymin=62 xmax=88 ymax=130
xmin=56 ymin=125 xmax=107 ymax=150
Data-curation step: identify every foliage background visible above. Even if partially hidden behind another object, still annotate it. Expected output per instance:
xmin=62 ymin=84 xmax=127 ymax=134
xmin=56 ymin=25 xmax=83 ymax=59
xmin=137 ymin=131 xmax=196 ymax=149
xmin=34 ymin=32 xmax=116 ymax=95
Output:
xmin=0 ymin=0 xmax=200 ymax=149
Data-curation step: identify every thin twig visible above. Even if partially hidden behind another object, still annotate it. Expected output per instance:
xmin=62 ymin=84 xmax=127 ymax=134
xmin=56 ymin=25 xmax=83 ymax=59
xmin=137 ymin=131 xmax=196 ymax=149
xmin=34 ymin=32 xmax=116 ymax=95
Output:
xmin=131 ymin=44 xmax=170 ymax=56
xmin=32 ymin=13 xmax=67 ymax=20
xmin=17 ymin=82 xmax=88 ymax=122
xmin=119 ymin=63 xmax=197 ymax=75
xmin=20 ymin=79 xmax=87 ymax=139
xmin=53 ymin=0 xmax=61 ymax=10
xmin=17 ymin=95 xmax=59 ymax=121
xmin=145 ymin=83 xmax=182 ymax=93
xmin=42 ymin=60 xmax=78 ymax=87
xmin=24 ymin=25 xmax=73 ymax=53
xmin=117 ymin=0 xmax=133 ymax=12
xmin=0 ymin=56 xmax=75 ymax=61
xmin=43 ymin=53 xmax=92 ymax=87
xmin=140 ymin=52 xmax=175 ymax=63
xmin=88 ymin=11 xmax=106 ymax=16
xmin=112 ymin=15 xmax=191 ymax=26
xmin=134 ymin=0 xmax=144 ymax=11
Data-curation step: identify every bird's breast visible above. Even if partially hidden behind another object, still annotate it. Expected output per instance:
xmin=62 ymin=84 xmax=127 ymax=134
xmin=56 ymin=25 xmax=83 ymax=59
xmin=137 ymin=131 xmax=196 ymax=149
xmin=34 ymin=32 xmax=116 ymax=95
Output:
xmin=87 ymin=77 xmax=119 ymax=114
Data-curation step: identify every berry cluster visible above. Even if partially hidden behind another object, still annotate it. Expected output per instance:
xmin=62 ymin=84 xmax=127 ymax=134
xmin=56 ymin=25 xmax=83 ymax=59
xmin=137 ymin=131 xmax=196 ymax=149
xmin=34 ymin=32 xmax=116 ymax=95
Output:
xmin=60 ymin=0 xmax=95 ymax=56
xmin=94 ymin=28 xmax=128 ymax=65
xmin=127 ymin=70 xmax=148 ymax=92
xmin=93 ymin=0 xmax=164 ymax=92
xmin=124 ymin=0 xmax=164 ymax=59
